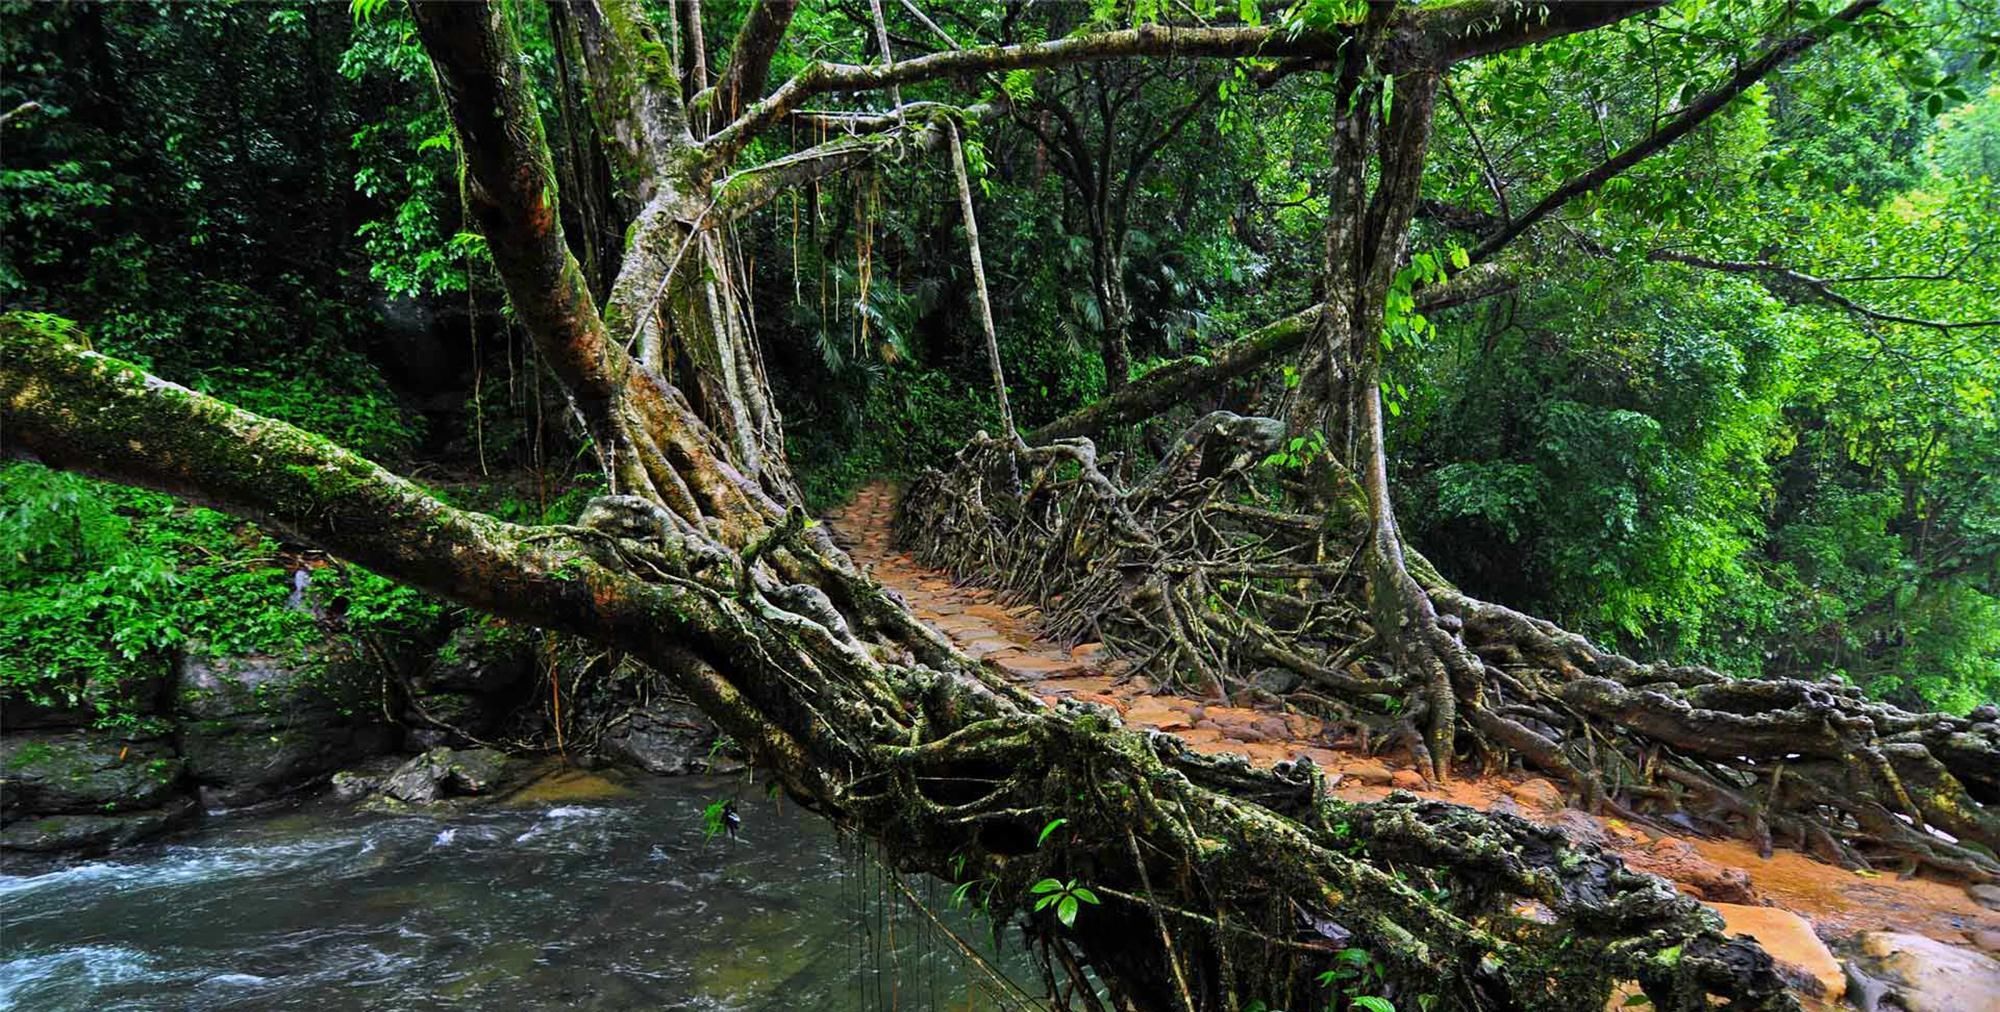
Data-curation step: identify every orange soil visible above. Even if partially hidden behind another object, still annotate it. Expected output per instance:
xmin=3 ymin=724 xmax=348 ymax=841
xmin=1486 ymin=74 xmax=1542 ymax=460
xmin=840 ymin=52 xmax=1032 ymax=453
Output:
xmin=825 ymin=482 xmax=2000 ymax=948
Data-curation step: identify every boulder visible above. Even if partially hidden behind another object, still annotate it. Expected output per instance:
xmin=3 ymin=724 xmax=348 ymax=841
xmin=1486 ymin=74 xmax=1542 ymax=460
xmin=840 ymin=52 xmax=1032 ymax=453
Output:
xmin=0 ymin=731 xmax=185 ymax=816
xmin=379 ymin=747 xmax=511 ymax=804
xmin=175 ymin=650 xmax=396 ymax=807
xmin=1858 ymin=931 xmax=2000 ymax=1012
xmin=1710 ymin=903 xmax=1844 ymax=1003
xmin=1390 ymin=770 xmax=1427 ymax=791
xmin=599 ymin=701 xmax=719 ymax=775
xmin=414 ymin=623 xmax=536 ymax=696
xmin=0 ymin=796 xmax=198 ymax=853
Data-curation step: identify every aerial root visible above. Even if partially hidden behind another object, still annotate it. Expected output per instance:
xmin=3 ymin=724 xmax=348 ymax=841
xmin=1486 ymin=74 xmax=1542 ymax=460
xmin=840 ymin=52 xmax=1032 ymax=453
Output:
xmin=898 ymin=421 xmax=2000 ymax=881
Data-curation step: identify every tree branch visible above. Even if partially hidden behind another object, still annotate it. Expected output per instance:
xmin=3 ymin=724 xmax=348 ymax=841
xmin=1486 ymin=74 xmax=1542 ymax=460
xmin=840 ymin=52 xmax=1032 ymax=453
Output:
xmin=1647 ymin=249 xmax=2000 ymax=333
xmin=1028 ymin=260 xmax=1515 ymax=443
xmin=701 ymin=0 xmax=799 ymax=126
xmin=1468 ymin=0 xmax=1883 ymax=265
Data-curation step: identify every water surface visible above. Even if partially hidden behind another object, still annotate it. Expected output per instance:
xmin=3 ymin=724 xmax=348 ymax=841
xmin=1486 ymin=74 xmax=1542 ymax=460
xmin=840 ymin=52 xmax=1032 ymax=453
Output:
xmin=0 ymin=771 xmax=1036 ymax=1010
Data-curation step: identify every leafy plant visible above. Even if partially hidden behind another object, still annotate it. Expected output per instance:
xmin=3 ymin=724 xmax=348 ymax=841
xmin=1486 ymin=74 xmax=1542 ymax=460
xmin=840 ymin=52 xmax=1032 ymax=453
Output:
xmin=1029 ymin=877 xmax=1101 ymax=928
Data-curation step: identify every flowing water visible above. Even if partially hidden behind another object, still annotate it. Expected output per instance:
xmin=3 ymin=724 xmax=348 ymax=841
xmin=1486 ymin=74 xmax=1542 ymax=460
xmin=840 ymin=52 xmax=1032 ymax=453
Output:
xmin=0 ymin=771 xmax=1038 ymax=1011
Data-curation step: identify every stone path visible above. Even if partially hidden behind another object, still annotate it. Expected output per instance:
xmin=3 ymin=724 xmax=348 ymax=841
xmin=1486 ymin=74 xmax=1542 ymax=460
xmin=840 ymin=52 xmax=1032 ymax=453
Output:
xmin=823 ymin=481 xmax=2000 ymax=975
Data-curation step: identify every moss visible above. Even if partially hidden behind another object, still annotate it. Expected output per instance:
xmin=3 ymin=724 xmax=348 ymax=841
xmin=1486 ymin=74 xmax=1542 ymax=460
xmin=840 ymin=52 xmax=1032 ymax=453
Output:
xmin=5 ymin=742 xmax=53 ymax=769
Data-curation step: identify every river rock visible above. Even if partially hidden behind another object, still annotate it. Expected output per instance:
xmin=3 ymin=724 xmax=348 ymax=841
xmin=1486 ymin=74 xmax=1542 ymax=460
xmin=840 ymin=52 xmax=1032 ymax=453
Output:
xmin=380 ymin=747 xmax=511 ymax=804
xmin=402 ymin=623 xmax=536 ymax=745
xmin=1710 ymin=903 xmax=1844 ymax=1003
xmin=1858 ymin=931 xmax=2000 ymax=1012
xmin=0 ymin=731 xmax=185 ymax=816
xmin=176 ymin=650 xmax=396 ymax=807
xmin=0 ymin=796 xmax=198 ymax=853
xmin=599 ymin=701 xmax=719 ymax=775
xmin=1973 ymin=929 xmax=2000 ymax=955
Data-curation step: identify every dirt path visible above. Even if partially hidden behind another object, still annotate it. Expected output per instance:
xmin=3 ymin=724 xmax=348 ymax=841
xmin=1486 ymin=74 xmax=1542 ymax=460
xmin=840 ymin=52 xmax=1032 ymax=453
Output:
xmin=825 ymin=482 xmax=2000 ymax=962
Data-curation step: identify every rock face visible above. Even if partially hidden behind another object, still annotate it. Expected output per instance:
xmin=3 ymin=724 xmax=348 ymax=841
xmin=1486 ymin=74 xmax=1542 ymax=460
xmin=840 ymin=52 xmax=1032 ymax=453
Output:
xmin=1709 ymin=903 xmax=1845 ymax=1003
xmin=1858 ymin=931 xmax=2000 ymax=1012
xmin=0 ymin=730 xmax=196 ymax=852
xmin=401 ymin=623 xmax=535 ymax=747
xmin=176 ymin=651 xmax=396 ymax=807
xmin=599 ymin=701 xmax=719 ymax=775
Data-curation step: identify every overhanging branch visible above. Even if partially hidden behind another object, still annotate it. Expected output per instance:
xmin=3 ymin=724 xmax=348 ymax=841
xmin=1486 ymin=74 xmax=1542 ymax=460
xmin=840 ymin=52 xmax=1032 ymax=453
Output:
xmin=1468 ymin=0 xmax=1884 ymax=265
xmin=1029 ymin=261 xmax=1515 ymax=443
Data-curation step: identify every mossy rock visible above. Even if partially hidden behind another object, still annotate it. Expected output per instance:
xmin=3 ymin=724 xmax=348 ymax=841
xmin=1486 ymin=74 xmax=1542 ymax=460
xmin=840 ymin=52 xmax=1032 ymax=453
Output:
xmin=174 ymin=649 xmax=397 ymax=806
xmin=175 ymin=650 xmax=374 ymax=723
xmin=0 ymin=731 xmax=186 ymax=817
xmin=378 ymin=746 xmax=515 ymax=805
xmin=0 ymin=796 xmax=198 ymax=854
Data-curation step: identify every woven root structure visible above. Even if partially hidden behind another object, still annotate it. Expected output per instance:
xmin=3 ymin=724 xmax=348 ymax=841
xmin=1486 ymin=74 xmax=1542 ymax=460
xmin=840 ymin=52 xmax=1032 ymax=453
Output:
xmin=897 ymin=416 xmax=2000 ymax=884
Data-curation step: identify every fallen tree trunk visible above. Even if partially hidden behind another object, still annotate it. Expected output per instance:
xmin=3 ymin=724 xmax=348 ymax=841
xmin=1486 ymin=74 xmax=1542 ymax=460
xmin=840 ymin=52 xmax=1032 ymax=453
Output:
xmin=5 ymin=316 xmax=1803 ymax=1012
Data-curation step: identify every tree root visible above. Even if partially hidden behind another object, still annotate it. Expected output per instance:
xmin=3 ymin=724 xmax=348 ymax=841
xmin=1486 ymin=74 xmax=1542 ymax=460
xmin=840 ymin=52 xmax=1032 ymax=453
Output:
xmin=897 ymin=422 xmax=2000 ymax=886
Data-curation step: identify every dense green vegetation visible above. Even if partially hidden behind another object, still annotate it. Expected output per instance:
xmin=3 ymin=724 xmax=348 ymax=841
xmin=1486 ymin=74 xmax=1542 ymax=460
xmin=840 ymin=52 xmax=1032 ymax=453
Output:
xmin=3 ymin=0 xmax=1994 ymax=732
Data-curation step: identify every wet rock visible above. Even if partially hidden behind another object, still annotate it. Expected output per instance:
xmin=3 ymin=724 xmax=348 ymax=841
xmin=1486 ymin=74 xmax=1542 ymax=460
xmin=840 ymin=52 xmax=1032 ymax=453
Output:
xmin=1345 ymin=761 xmax=1394 ymax=786
xmin=176 ymin=651 xmax=395 ymax=807
xmin=328 ymin=755 xmax=408 ymax=803
xmin=0 ymin=732 xmax=184 ymax=816
xmin=1858 ymin=931 xmax=2000 ymax=1012
xmin=1969 ymin=882 xmax=2000 ymax=911
xmin=1249 ymin=667 xmax=1301 ymax=695
xmin=380 ymin=747 xmax=511 ymax=804
xmin=1508 ymin=777 xmax=1565 ymax=811
xmin=0 ymin=797 xmax=197 ymax=853
xmin=1710 ymin=903 xmax=1844 ymax=1003
xmin=599 ymin=701 xmax=719 ymax=776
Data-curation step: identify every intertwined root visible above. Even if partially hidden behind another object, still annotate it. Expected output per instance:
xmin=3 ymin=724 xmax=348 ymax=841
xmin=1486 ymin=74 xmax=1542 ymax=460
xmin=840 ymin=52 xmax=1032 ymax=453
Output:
xmin=897 ymin=418 xmax=2000 ymax=882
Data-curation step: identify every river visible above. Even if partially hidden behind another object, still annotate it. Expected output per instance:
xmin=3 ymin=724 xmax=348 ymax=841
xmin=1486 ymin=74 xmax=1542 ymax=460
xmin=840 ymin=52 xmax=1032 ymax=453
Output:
xmin=0 ymin=769 xmax=1038 ymax=1010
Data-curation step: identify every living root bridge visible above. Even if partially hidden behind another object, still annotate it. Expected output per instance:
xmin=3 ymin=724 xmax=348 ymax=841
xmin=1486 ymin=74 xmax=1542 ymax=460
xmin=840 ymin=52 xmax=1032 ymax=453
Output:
xmin=897 ymin=417 xmax=2000 ymax=885
xmin=4 ymin=319 xmax=1801 ymax=1011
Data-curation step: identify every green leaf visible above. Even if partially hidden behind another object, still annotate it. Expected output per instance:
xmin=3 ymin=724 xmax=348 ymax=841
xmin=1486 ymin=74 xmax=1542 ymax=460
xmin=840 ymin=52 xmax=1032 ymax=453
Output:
xmin=1070 ymin=886 xmax=1100 ymax=905
xmin=1351 ymin=998 xmax=1396 ymax=1012
xmin=1057 ymin=895 xmax=1079 ymax=926
xmin=1030 ymin=877 xmax=1064 ymax=894
xmin=1037 ymin=817 xmax=1068 ymax=847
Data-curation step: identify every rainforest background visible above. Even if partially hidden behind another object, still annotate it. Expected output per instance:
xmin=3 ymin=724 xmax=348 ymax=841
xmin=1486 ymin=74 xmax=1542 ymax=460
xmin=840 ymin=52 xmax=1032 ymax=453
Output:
xmin=2 ymin=0 xmax=1995 ymax=734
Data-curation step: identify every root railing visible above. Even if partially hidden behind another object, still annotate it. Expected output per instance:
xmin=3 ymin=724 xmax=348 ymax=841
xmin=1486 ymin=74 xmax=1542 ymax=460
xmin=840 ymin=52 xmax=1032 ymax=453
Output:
xmin=898 ymin=417 xmax=2000 ymax=883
